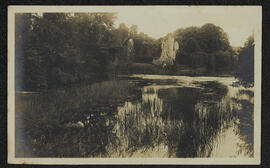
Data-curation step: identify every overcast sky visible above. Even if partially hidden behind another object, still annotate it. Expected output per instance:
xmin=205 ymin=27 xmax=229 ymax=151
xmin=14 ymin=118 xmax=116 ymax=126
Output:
xmin=109 ymin=6 xmax=261 ymax=47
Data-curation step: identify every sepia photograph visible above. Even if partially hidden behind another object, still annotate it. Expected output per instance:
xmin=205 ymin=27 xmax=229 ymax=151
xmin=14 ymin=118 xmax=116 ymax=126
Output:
xmin=8 ymin=6 xmax=261 ymax=164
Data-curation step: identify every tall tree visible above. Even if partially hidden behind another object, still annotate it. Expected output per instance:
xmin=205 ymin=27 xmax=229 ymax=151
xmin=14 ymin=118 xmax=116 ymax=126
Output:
xmin=236 ymin=36 xmax=254 ymax=85
xmin=173 ymin=23 xmax=235 ymax=74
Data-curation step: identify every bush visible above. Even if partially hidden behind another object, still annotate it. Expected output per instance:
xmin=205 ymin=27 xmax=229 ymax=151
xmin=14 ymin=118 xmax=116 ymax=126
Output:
xmin=128 ymin=63 xmax=165 ymax=74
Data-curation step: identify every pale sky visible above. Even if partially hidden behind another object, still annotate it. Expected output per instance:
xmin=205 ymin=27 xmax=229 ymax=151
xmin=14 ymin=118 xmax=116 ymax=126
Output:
xmin=110 ymin=6 xmax=261 ymax=47
xmin=16 ymin=6 xmax=261 ymax=47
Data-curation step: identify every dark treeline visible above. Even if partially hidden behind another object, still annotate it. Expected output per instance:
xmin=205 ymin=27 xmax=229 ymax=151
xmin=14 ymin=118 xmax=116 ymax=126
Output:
xmin=15 ymin=13 xmax=161 ymax=91
xmin=173 ymin=24 xmax=235 ymax=73
xmin=15 ymin=13 xmax=254 ymax=91
xmin=235 ymin=36 xmax=255 ymax=86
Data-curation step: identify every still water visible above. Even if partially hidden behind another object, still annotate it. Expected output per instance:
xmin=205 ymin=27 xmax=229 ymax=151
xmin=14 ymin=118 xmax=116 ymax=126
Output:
xmin=15 ymin=75 xmax=254 ymax=158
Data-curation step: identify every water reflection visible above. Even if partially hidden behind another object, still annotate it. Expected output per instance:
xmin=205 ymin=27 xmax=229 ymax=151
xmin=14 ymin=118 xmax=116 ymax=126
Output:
xmin=15 ymin=75 xmax=254 ymax=158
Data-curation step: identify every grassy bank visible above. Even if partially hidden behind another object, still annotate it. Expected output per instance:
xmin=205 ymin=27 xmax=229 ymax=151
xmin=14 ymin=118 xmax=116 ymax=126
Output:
xmin=15 ymin=80 xmax=141 ymax=157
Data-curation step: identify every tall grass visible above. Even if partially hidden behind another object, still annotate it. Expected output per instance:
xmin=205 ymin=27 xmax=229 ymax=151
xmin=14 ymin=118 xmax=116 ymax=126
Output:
xmin=15 ymin=80 xmax=140 ymax=157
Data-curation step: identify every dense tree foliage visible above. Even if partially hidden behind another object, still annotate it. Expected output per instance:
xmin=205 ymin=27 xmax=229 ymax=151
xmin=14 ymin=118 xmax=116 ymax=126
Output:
xmin=173 ymin=24 xmax=235 ymax=74
xmin=133 ymin=32 xmax=161 ymax=63
xmin=236 ymin=36 xmax=254 ymax=85
xmin=16 ymin=13 xmax=117 ymax=91
xmin=15 ymin=13 xmax=160 ymax=91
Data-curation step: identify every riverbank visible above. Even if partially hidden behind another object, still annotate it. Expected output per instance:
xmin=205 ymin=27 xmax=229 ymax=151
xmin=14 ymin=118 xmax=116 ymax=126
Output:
xmin=126 ymin=63 xmax=234 ymax=77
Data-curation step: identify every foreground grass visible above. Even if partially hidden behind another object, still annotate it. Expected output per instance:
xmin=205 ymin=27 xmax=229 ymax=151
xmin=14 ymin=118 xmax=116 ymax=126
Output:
xmin=15 ymin=80 xmax=140 ymax=157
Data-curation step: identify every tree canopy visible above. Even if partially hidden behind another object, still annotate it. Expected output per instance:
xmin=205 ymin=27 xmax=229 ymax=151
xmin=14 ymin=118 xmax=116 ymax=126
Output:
xmin=15 ymin=13 xmax=162 ymax=91
xmin=236 ymin=36 xmax=254 ymax=85
xmin=173 ymin=24 xmax=235 ymax=73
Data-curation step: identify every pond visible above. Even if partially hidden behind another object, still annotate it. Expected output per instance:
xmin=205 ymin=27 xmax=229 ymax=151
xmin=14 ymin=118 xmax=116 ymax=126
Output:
xmin=15 ymin=74 xmax=254 ymax=158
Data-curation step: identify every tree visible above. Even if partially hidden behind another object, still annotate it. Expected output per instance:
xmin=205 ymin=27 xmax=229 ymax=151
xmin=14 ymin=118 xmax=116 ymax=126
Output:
xmin=199 ymin=24 xmax=230 ymax=53
xmin=15 ymin=13 xmax=49 ymax=90
xmin=236 ymin=36 xmax=254 ymax=85
xmin=173 ymin=23 xmax=235 ymax=74
xmin=129 ymin=24 xmax=138 ymax=37
xmin=133 ymin=32 xmax=161 ymax=63
xmin=15 ymin=13 xmax=118 ymax=91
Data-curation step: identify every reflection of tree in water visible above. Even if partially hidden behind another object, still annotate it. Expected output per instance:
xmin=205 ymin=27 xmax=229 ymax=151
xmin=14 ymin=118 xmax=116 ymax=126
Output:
xmin=232 ymin=89 xmax=254 ymax=157
xmin=159 ymin=81 xmax=233 ymax=157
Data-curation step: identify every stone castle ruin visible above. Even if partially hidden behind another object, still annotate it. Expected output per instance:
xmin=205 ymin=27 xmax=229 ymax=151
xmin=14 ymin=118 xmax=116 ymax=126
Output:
xmin=153 ymin=33 xmax=179 ymax=67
